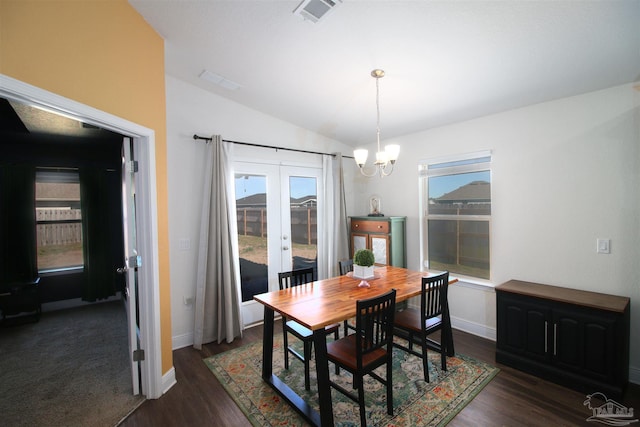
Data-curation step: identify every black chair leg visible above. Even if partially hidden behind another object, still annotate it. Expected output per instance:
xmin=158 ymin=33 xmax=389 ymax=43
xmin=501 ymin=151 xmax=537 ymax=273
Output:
xmin=421 ymin=332 xmax=430 ymax=383
xmin=358 ymin=383 xmax=367 ymax=426
xmin=386 ymin=362 xmax=393 ymax=416
xmin=303 ymin=340 xmax=312 ymax=390
xmin=333 ymin=329 xmax=340 ymax=375
xmin=441 ymin=329 xmax=448 ymax=371
xmin=282 ymin=323 xmax=289 ymax=370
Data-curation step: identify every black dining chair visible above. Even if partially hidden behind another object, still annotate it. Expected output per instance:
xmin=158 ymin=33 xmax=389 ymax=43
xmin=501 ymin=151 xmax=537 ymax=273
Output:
xmin=338 ymin=259 xmax=356 ymax=337
xmin=326 ymin=289 xmax=397 ymax=427
xmin=278 ymin=268 xmax=340 ymax=390
xmin=393 ymin=271 xmax=450 ymax=383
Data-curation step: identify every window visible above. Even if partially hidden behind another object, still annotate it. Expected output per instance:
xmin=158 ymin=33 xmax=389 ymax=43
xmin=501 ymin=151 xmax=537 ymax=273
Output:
xmin=419 ymin=152 xmax=491 ymax=280
xmin=35 ymin=169 xmax=83 ymax=271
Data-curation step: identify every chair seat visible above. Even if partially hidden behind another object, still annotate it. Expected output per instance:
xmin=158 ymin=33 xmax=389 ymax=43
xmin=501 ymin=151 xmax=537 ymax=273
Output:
xmin=286 ymin=319 xmax=340 ymax=339
xmin=394 ymin=308 xmax=442 ymax=333
xmin=327 ymin=335 xmax=387 ymax=371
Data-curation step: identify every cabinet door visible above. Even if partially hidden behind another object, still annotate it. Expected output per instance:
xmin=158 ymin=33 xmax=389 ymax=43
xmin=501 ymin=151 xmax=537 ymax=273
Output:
xmin=370 ymin=234 xmax=390 ymax=265
xmin=351 ymin=232 xmax=367 ymax=257
xmin=552 ymin=308 xmax=615 ymax=382
xmin=497 ymin=294 xmax=550 ymax=363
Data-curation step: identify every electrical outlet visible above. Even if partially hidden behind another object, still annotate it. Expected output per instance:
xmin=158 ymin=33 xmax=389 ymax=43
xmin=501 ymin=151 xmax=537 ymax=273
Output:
xmin=179 ymin=238 xmax=191 ymax=251
xmin=597 ymin=238 xmax=610 ymax=254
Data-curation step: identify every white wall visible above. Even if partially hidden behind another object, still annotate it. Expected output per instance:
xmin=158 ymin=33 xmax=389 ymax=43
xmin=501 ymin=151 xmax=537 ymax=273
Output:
xmin=355 ymin=83 xmax=640 ymax=381
xmin=165 ymin=76 xmax=356 ymax=349
xmin=166 ymin=75 xmax=639 ymax=382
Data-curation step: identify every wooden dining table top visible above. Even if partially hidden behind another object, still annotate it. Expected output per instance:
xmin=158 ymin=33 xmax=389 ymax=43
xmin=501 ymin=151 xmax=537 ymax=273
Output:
xmin=253 ymin=266 xmax=457 ymax=331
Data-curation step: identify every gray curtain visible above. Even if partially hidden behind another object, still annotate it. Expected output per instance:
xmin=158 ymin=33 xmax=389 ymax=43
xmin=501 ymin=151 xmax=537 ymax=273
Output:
xmin=0 ymin=164 xmax=37 ymax=285
xmin=319 ymin=153 xmax=349 ymax=278
xmin=193 ymin=136 xmax=243 ymax=349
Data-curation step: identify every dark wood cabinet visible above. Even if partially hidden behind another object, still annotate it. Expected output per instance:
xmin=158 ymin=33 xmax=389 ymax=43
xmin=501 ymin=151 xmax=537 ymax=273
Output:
xmin=496 ymin=280 xmax=629 ymax=399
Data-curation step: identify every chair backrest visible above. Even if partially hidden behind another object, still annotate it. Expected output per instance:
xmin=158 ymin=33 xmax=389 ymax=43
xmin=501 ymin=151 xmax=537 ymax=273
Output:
xmin=338 ymin=259 xmax=353 ymax=275
xmin=355 ymin=289 xmax=396 ymax=364
xmin=278 ymin=267 xmax=315 ymax=290
xmin=421 ymin=271 xmax=449 ymax=321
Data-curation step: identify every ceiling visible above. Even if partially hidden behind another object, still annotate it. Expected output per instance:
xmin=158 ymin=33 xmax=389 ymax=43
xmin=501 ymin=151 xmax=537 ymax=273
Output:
xmin=130 ymin=0 xmax=640 ymax=147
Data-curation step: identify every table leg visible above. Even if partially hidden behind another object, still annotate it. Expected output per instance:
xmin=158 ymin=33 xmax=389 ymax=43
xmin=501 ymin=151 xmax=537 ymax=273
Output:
xmin=262 ymin=306 xmax=274 ymax=380
xmin=313 ymin=329 xmax=334 ymax=427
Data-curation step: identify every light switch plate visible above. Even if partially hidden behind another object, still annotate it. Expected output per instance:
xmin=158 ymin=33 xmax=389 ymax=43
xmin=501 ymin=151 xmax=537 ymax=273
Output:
xmin=597 ymin=238 xmax=610 ymax=254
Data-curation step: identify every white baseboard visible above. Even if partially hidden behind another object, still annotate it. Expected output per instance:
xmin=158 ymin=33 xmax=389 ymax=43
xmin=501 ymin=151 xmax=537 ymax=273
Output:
xmin=172 ymin=332 xmax=194 ymax=350
xmin=450 ymin=315 xmax=496 ymax=341
xmin=161 ymin=366 xmax=177 ymax=395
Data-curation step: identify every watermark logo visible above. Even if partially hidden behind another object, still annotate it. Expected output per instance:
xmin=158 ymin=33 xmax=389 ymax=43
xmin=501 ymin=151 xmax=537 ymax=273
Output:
xmin=583 ymin=392 xmax=638 ymax=426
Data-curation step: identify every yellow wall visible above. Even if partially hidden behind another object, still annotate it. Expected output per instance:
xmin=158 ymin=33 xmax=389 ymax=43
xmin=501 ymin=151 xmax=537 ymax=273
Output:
xmin=0 ymin=0 xmax=173 ymax=374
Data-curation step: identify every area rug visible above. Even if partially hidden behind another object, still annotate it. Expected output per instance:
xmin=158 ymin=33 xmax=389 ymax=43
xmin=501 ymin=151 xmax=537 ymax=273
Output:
xmin=205 ymin=334 xmax=499 ymax=426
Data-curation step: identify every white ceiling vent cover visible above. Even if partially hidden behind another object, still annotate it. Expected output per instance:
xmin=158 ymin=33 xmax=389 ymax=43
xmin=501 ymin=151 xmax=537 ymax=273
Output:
xmin=293 ymin=0 xmax=342 ymax=23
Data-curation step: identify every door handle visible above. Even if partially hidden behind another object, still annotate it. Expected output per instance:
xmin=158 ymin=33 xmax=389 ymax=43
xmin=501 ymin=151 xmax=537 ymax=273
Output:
xmin=117 ymin=267 xmax=128 ymax=274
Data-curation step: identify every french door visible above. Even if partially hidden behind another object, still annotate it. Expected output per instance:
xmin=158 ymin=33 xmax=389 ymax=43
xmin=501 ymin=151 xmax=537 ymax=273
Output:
xmin=234 ymin=161 xmax=323 ymax=327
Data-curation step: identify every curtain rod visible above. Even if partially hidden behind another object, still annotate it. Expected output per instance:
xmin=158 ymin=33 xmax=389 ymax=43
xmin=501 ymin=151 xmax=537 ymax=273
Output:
xmin=193 ymin=134 xmax=353 ymax=159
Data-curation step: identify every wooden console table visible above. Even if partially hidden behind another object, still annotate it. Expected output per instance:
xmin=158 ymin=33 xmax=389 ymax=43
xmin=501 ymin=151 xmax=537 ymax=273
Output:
xmin=495 ymin=280 xmax=630 ymax=399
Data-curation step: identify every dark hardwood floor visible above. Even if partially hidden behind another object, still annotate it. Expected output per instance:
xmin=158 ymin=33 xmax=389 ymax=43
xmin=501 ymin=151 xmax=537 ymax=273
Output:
xmin=121 ymin=323 xmax=639 ymax=426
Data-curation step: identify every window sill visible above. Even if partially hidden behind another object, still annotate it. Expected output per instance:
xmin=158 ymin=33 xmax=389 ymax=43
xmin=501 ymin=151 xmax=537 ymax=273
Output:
xmin=38 ymin=266 xmax=84 ymax=277
xmin=423 ymin=268 xmax=495 ymax=290
xmin=450 ymin=274 xmax=496 ymax=291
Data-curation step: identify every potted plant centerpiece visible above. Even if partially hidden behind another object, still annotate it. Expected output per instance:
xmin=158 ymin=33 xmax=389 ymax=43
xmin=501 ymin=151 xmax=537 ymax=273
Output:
xmin=353 ymin=249 xmax=376 ymax=287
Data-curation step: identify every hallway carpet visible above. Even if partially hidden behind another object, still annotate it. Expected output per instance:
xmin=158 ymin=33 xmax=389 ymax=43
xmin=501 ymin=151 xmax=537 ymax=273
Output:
xmin=0 ymin=301 xmax=144 ymax=427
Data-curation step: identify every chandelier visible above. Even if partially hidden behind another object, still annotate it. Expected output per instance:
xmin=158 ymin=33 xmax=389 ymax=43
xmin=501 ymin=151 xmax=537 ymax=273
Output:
xmin=353 ymin=69 xmax=400 ymax=177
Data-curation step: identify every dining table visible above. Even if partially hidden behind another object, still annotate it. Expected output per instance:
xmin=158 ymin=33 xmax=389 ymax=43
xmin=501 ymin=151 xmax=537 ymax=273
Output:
xmin=253 ymin=265 xmax=458 ymax=427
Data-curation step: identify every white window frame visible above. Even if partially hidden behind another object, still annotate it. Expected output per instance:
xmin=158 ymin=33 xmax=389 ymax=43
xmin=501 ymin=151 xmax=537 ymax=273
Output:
xmin=418 ymin=150 xmax=492 ymax=281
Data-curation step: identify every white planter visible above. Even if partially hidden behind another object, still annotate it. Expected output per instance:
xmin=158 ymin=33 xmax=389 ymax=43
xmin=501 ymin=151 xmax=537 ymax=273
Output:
xmin=353 ymin=265 xmax=375 ymax=279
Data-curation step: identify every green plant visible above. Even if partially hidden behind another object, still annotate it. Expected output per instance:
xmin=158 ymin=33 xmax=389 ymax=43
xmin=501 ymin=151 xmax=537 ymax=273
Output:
xmin=354 ymin=249 xmax=375 ymax=267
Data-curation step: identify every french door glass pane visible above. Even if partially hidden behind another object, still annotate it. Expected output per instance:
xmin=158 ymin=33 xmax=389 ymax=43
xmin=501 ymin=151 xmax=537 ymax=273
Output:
xmin=235 ymin=174 xmax=268 ymax=302
xmin=289 ymin=176 xmax=317 ymax=276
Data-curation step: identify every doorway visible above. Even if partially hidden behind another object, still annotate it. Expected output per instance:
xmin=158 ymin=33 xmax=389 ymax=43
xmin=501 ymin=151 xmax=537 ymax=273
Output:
xmin=0 ymin=74 xmax=164 ymax=398
xmin=234 ymin=156 xmax=324 ymax=327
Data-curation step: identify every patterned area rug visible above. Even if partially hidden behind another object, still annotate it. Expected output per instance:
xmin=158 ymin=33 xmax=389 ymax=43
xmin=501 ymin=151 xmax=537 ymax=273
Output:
xmin=205 ymin=334 xmax=498 ymax=426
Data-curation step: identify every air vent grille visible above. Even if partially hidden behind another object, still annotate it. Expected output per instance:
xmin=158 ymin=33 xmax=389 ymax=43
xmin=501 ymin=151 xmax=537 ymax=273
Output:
xmin=293 ymin=0 xmax=341 ymax=23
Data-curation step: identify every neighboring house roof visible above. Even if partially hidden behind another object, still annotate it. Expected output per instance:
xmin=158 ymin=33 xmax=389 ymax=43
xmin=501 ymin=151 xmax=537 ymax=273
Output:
xmin=436 ymin=181 xmax=490 ymax=203
xmin=236 ymin=193 xmax=266 ymax=207
xmin=236 ymin=193 xmax=316 ymax=208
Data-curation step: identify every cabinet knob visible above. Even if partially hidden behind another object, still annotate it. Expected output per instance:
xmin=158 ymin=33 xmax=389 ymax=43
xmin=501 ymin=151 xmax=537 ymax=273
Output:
xmin=354 ymin=224 xmax=359 ymax=228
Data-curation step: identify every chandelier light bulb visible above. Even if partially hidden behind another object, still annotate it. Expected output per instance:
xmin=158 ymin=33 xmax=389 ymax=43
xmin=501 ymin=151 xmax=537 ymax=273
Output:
xmin=354 ymin=149 xmax=369 ymax=166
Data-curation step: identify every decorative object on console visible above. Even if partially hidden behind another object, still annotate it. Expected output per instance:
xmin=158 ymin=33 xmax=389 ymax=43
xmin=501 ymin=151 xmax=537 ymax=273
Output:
xmin=353 ymin=249 xmax=375 ymax=287
xmin=353 ymin=69 xmax=400 ymax=178
xmin=368 ymin=195 xmax=383 ymax=216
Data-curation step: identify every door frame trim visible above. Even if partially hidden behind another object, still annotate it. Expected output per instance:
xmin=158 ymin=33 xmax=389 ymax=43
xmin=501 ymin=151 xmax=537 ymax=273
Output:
xmin=0 ymin=74 xmax=166 ymax=398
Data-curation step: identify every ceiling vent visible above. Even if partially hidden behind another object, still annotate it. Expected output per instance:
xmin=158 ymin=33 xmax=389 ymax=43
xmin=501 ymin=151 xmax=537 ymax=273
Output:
xmin=198 ymin=70 xmax=241 ymax=91
xmin=293 ymin=0 xmax=341 ymax=23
